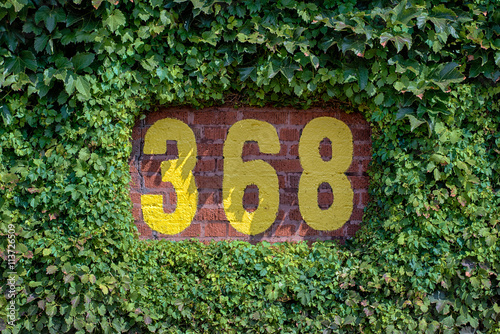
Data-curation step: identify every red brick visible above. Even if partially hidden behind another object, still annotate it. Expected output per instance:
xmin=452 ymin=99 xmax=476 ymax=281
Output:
xmin=130 ymin=139 xmax=141 ymax=158
xmin=194 ymin=159 xmax=216 ymax=172
xmin=290 ymin=112 xmax=331 ymax=125
xmin=289 ymin=208 xmax=302 ymax=221
xmin=145 ymin=110 xmax=189 ymax=125
xmin=193 ymin=111 xmax=237 ymax=125
xmin=348 ymin=176 xmax=369 ymax=189
xmin=131 ymin=126 xmax=142 ymax=140
xmin=204 ymin=127 xmax=227 ymax=140
xmin=322 ymin=228 xmax=344 ymax=237
xmin=198 ymin=143 xmax=223 ymax=156
xmin=243 ymin=188 xmax=259 ymax=206
xmin=347 ymin=159 xmax=361 ymax=174
xmin=130 ymin=173 xmax=141 ymax=190
xmin=346 ymin=223 xmax=361 ymax=237
xmin=354 ymin=144 xmax=372 ymax=158
xmin=129 ymin=190 xmax=141 ymax=204
xmin=141 ymin=158 xmax=163 ymax=174
xmin=318 ymin=192 xmax=333 ymax=208
xmin=181 ymin=224 xmax=201 ymax=237
xmin=144 ymin=173 xmax=164 ymax=188
xmin=350 ymin=208 xmax=364 ymax=221
xmin=360 ymin=192 xmax=370 ymax=206
xmin=275 ymin=224 xmax=296 ymax=236
xmin=361 ymin=159 xmax=371 ymax=172
xmin=352 ymin=128 xmax=372 ymax=141
xmin=196 ymin=175 xmax=222 ymax=189
xmin=289 ymin=144 xmax=299 ymax=156
xmin=287 ymin=174 xmax=300 ymax=189
xmin=243 ymin=111 xmax=288 ymax=124
xmin=195 ymin=208 xmax=227 ymax=221
xmin=336 ymin=112 xmax=367 ymax=125
xmin=270 ymin=160 xmax=302 ymax=173
xmin=132 ymin=207 xmax=142 ymax=220
xmin=205 ymin=222 xmax=227 ymax=237
xmin=129 ymin=160 xmax=139 ymax=174
xmin=319 ymin=142 xmax=332 ymax=160
xmin=280 ymin=191 xmax=298 ymax=206
xmin=166 ymin=142 xmax=179 ymax=156
xmin=279 ymin=175 xmax=286 ymax=189
xmin=279 ymin=128 xmax=300 ymax=141
xmin=228 ymin=225 xmax=247 ymax=237
xmin=242 ymin=142 xmax=260 ymax=156
xmin=135 ymin=222 xmax=153 ymax=238
xmin=298 ymin=224 xmax=318 ymax=236
xmin=276 ymin=210 xmax=286 ymax=221
xmin=199 ymin=191 xmax=219 ymax=205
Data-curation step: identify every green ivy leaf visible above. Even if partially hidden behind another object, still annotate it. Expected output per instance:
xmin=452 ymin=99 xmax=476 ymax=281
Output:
xmin=75 ymin=76 xmax=91 ymax=98
xmin=46 ymin=265 xmax=57 ymax=274
xmin=4 ymin=51 xmax=37 ymax=74
xmin=72 ymin=53 xmax=95 ymax=72
xmin=106 ymin=10 xmax=126 ymax=32
xmin=1 ymin=104 xmax=12 ymax=126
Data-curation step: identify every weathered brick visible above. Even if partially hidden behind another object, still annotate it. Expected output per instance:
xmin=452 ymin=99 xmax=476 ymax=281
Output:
xmin=194 ymin=159 xmax=216 ymax=172
xmin=348 ymin=175 xmax=370 ymax=189
xmin=194 ymin=111 xmax=237 ymax=125
xmin=198 ymin=143 xmax=223 ymax=156
xmin=205 ymin=222 xmax=227 ymax=237
xmin=196 ymin=175 xmax=222 ymax=189
xmin=145 ymin=109 xmax=189 ymax=125
xmin=298 ymin=224 xmax=318 ymax=236
xmin=275 ymin=224 xmax=296 ymax=236
xmin=354 ymin=143 xmax=372 ymax=158
xmin=195 ymin=208 xmax=227 ymax=221
xmin=243 ymin=111 xmax=288 ymax=124
xmin=228 ymin=225 xmax=247 ymax=237
xmin=135 ymin=222 xmax=153 ymax=238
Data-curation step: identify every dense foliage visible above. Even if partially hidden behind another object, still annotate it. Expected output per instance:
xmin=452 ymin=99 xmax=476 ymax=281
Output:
xmin=1 ymin=0 xmax=499 ymax=332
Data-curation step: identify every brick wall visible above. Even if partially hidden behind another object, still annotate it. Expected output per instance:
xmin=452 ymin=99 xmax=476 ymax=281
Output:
xmin=129 ymin=106 xmax=371 ymax=243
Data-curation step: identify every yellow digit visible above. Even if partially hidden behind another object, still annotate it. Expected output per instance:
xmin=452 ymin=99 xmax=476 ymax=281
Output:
xmin=141 ymin=118 xmax=198 ymax=235
xmin=298 ymin=117 xmax=353 ymax=231
xmin=223 ymin=120 xmax=280 ymax=235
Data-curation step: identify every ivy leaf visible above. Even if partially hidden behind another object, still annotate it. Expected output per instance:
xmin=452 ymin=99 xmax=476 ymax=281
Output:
xmin=358 ymin=65 xmax=368 ymax=90
xmin=1 ymin=104 xmax=12 ymax=126
xmin=405 ymin=114 xmax=426 ymax=131
xmin=106 ymin=10 xmax=126 ymax=32
xmin=72 ymin=53 xmax=95 ymax=72
xmin=4 ymin=51 xmax=37 ymax=74
xmin=238 ymin=67 xmax=256 ymax=82
xmin=34 ymin=34 xmax=49 ymax=53
xmin=280 ymin=60 xmax=300 ymax=83
xmin=431 ymin=62 xmax=464 ymax=91
xmin=46 ymin=265 xmax=58 ymax=274
xmin=75 ymin=76 xmax=91 ymax=98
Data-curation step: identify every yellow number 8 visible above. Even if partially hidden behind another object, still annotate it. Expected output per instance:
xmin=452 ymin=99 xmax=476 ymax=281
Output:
xmin=140 ymin=118 xmax=198 ymax=235
xmin=298 ymin=117 xmax=353 ymax=231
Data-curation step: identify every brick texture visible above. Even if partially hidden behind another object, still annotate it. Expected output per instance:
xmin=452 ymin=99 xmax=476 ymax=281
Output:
xmin=129 ymin=106 xmax=371 ymax=243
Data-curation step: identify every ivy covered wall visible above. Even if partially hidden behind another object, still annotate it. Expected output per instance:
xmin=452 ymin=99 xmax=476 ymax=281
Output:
xmin=0 ymin=0 xmax=499 ymax=332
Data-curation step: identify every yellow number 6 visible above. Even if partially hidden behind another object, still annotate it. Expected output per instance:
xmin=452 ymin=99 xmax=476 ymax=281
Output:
xmin=298 ymin=117 xmax=353 ymax=231
xmin=141 ymin=118 xmax=198 ymax=235
xmin=223 ymin=120 xmax=280 ymax=235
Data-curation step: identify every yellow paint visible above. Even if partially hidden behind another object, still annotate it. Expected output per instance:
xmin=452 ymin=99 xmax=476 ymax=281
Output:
xmin=141 ymin=118 xmax=198 ymax=235
xmin=223 ymin=120 xmax=280 ymax=235
xmin=298 ymin=117 xmax=353 ymax=231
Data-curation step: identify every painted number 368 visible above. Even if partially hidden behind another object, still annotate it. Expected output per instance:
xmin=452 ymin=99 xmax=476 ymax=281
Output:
xmin=141 ymin=117 xmax=353 ymax=235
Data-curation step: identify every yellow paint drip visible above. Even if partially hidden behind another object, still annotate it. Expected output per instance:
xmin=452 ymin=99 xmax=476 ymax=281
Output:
xmin=141 ymin=118 xmax=198 ymax=235
xmin=298 ymin=117 xmax=354 ymax=231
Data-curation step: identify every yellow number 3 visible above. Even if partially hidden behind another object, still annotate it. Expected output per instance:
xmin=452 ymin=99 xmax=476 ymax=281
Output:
xmin=298 ymin=117 xmax=353 ymax=231
xmin=141 ymin=118 xmax=198 ymax=235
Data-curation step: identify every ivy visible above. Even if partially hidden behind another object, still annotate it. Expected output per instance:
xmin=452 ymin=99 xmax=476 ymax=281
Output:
xmin=0 ymin=0 xmax=499 ymax=333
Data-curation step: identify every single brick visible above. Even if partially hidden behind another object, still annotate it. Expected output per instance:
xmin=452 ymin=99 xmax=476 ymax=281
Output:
xmin=194 ymin=159 xmax=216 ymax=172
xmin=354 ymin=143 xmax=372 ymax=158
xmin=348 ymin=175 xmax=370 ymax=189
xmin=204 ymin=127 xmax=227 ymax=140
xmin=205 ymin=222 xmax=227 ymax=237
xmin=193 ymin=111 xmax=237 ymax=125
xmin=275 ymin=224 xmax=296 ymax=236
xmin=195 ymin=208 xmax=227 ymax=221
xmin=198 ymin=143 xmax=223 ymax=157
xmin=196 ymin=175 xmax=223 ymax=189
xmin=180 ymin=224 xmax=201 ymax=237
xmin=129 ymin=173 xmax=141 ymax=190
xmin=243 ymin=111 xmax=288 ymax=124
xmin=351 ymin=128 xmax=372 ymax=141
xmin=279 ymin=128 xmax=300 ymax=141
